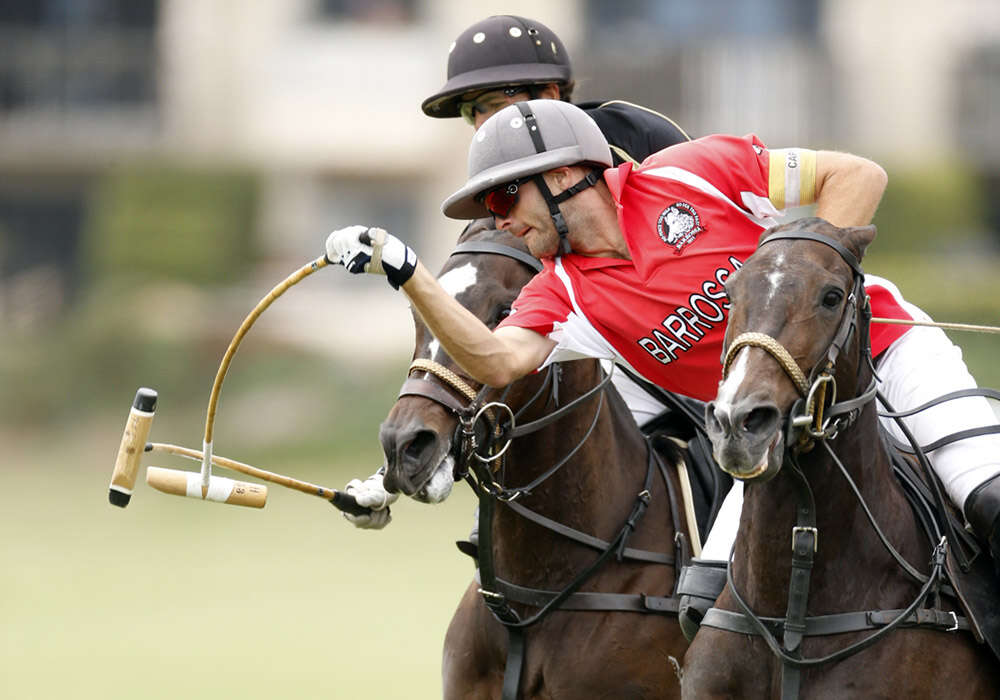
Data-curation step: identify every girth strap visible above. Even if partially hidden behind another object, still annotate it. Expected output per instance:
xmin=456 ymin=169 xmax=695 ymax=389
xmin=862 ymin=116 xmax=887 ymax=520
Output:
xmin=702 ymin=606 xmax=968 ymax=637
xmin=476 ymin=571 xmax=680 ymax=613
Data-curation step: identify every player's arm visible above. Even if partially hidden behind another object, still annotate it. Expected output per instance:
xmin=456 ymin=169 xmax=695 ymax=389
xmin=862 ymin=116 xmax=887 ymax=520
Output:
xmin=813 ymin=150 xmax=887 ymax=226
xmin=402 ymin=261 xmax=555 ymax=387
xmin=768 ymin=148 xmax=887 ymax=227
xmin=326 ymin=225 xmax=553 ymax=387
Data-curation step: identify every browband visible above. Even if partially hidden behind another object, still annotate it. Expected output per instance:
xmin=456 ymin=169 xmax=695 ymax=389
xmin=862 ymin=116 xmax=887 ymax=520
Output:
xmin=761 ymin=230 xmax=864 ymax=278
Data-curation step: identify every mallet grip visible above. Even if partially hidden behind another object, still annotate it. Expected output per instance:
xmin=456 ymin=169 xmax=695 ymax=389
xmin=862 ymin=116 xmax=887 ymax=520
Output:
xmin=329 ymin=491 xmax=373 ymax=517
xmin=109 ymin=388 xmax=158 ymax=507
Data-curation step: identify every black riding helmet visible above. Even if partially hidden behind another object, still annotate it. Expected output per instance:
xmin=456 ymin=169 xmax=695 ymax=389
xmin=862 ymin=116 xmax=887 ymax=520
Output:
xmin=421 ymin=15 xmax=572 ymax=119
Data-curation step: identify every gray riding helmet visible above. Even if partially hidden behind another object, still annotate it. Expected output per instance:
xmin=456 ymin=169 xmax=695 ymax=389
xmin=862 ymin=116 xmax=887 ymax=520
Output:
xmin=422 ymin=15 xmax=572 ymax=118
xmin=442 ymin=99 xmax=613 ymax=220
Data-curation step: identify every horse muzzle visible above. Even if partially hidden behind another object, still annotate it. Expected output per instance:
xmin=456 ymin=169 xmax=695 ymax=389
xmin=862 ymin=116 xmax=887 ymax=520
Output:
xmin=379 ymin=409 xmax=456 ymax=503
xmin=705 ymin=398 xmax=785 ymax=482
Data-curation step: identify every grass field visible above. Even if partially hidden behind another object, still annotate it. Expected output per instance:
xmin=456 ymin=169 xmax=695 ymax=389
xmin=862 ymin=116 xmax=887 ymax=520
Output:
xmin=1 ymin=355 xmax=480 ymax=700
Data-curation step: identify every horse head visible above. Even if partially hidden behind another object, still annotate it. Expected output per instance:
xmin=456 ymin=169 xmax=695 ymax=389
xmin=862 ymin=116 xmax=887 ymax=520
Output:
xmin=379 ymin=223 xmax=542 ymax=500
xmin=705 ymin=217 xmax=876 ymax=482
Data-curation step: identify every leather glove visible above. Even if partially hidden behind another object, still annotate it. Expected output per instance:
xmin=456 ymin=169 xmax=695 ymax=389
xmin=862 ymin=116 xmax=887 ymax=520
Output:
xmin=342 ymin=467 xmax=399 ymax=530
xmin=325 ymin=225 xmax=417 ymax=289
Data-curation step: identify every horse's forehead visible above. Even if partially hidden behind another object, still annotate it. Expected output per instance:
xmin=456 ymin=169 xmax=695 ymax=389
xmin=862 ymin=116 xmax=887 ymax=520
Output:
xmin=737 ymin=248 xmax=797 ymax=296
xmin=733 ymin=246 xmax=836 ymax=323
xmin=744 ymin=243 xmax=840 ymax=291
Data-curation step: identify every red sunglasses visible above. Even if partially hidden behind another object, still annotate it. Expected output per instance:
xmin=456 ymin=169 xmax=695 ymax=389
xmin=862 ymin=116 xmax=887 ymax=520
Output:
xmin=479 ymin=178 xmax=530 ymax=218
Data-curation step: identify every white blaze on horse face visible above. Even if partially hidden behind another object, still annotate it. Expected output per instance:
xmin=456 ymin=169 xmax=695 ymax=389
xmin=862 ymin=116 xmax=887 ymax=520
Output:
xmin=763 ymin=250 xmax=788 ymax=307
xmin=438 ymin=262 xmax=478 ymax=296
xmin=428 ymin=263 xmax=479 ymax=361
xmin=715 ymin=347 xmax=751 ymax=421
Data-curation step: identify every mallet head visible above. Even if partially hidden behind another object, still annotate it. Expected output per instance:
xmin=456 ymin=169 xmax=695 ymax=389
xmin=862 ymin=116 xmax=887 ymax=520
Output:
xmin=109 ymin=388 xmax=158 ymax=507
xmin=145 ymin=467 xmax=267 ymax=508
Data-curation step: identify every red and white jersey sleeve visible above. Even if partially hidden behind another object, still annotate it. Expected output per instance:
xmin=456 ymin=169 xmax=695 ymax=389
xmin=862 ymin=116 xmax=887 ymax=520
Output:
xmin=865 ymin=275 xmax=915 ymax=353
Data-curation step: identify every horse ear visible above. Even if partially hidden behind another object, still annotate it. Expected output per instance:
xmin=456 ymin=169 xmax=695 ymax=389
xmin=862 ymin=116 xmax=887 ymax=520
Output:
xmin=842 ymin=224 xmax=877 ymax=262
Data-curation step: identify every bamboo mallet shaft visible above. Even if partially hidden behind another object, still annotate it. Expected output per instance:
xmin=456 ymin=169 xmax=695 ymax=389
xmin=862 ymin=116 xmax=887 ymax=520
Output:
xmin=147 ymin=442 xmax=338 ymax=499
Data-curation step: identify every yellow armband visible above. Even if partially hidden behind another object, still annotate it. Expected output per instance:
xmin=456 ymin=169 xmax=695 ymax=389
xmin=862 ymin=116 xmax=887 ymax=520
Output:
xmin=768 ymin=149 xmax=817 ymax=209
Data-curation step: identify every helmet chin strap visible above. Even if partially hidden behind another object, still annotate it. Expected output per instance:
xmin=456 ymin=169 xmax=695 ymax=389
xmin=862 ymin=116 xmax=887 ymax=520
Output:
xmin=532 ymin=169 xmax=602 ymax=255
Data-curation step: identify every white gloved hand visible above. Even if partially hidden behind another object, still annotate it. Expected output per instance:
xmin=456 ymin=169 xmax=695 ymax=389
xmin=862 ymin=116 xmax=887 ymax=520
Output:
xmin=325 ymin=225 xmax=418 ymax=289
xmin=342 ymin=469 xmax=400 ymax=530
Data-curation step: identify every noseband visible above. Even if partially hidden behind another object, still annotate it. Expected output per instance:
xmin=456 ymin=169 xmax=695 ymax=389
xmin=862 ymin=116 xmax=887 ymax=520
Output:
xmin=721 ymin=230 xmax=877 ymax=450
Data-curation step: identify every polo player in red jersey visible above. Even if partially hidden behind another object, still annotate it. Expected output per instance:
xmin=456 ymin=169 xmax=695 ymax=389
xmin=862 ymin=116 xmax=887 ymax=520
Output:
xmin=327 ymin=99 xmax=1000 ymax=627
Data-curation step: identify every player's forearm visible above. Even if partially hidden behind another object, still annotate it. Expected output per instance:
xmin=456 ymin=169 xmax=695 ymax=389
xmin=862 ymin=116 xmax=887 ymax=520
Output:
xmin=400 ymin=262 xmax=530 ymax=387
xmin=814 ymin=151 xmax=888 ymax=227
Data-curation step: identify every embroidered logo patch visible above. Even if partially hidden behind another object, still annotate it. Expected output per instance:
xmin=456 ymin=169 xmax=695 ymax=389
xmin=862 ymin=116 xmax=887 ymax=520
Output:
xmin=656 ymin=202 xmax=704 ymax=254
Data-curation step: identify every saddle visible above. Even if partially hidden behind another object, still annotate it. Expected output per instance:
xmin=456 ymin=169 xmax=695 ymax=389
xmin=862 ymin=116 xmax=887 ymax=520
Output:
xmin=638 ymin=389 xmax=734 ymax=642
xmin=625 ymin=366 xmax=733 ymax=544
xmin=642 ymin=409 xmax=731 ymax=544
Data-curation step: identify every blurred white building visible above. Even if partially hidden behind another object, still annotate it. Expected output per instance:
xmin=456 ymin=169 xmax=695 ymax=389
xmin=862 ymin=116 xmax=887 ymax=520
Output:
xmin=0 ymin=0 xmax=997 ymax=347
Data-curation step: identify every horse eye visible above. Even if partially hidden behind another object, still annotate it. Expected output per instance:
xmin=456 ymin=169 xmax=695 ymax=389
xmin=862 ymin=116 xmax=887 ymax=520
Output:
xmin=497 ymin=306 xmax=512 ymax=321
xmin=822 ymin=289 xmax=844 ymax=308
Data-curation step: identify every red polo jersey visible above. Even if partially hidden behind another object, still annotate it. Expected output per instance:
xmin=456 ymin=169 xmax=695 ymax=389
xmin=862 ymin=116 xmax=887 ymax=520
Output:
xmin=498 ymin=134 xmax=911 ymax=401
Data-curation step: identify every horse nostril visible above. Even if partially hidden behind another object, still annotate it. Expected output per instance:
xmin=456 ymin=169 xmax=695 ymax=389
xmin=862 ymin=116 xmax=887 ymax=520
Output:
xmin=403 ymin=429 xmax=438 ymax=462
xmin=742 ymin=405 xmax=779 ymax=436
xmin=705 ymin=402 xmax=724 ymax=434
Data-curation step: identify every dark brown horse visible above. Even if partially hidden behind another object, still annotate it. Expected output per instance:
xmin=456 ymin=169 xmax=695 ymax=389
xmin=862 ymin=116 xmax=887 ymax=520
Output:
xmin=378 ymin=222 xmax=693 ymax=699
xmin=684 ymin=218 xmax=998 ymax=698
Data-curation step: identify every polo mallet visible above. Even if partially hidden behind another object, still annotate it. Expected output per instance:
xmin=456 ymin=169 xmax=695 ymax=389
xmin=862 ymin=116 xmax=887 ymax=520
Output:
xmin=108 ymin=255 xmax=369 ymax=516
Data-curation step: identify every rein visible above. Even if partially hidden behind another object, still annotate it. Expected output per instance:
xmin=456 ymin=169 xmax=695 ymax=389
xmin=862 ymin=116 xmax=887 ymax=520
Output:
xmin=707 ymin=230 xmax=972 ymax=700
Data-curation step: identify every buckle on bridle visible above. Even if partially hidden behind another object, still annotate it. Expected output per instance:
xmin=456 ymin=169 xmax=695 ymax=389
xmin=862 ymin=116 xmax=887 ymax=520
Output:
xmin=947 ymin=611 xmax=960 ymax=632
xmin=792 ymin=525 xmax=819 ymax=552
xmin=495 ymin=487 xmax=523 ymax=502
xmin=478 ymin=587 xmax=505 ymax=601
xmin=470 ymin=401 xmax=516 ymax=466
xmin=791 ymin=372 xmax=838 ymax=440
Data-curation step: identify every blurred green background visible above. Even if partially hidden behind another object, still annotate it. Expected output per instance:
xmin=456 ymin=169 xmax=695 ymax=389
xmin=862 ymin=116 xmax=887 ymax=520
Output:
xmin=2 ymin=2 xmax=998 ymax=699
